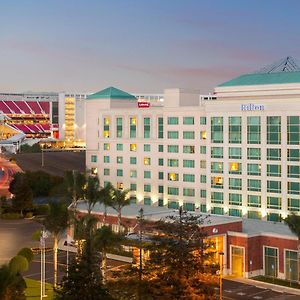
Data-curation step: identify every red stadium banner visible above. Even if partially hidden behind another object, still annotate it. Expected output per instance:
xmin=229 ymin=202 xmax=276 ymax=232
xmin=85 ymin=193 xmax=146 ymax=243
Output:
xmin=138 ymin=102 xmax=150 ymax=108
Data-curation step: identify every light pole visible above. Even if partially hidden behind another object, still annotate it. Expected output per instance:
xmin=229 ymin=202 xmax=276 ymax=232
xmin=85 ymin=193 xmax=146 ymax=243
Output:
xmin=219 ymin=251 xmax=224 ymax=300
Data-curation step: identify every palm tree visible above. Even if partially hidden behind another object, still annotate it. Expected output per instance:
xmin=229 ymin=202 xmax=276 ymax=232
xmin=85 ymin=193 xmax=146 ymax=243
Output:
xmin=85 ymin=176 xmax=100 ymax=214
xmin=93 ymin=225 xmax=122 ymax=283
xmin=44 ymin=201 xmax=69 ymax=287
xmin=110 ymin=186 xmax=130 ymax=233
xmin=285 ymin=214 xmax=300 ymax=283
xmin=99 ymin=182 xmax=114 ymax=225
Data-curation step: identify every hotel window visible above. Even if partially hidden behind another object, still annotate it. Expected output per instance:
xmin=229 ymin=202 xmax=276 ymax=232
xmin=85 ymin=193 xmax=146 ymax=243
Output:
xmin=144 ymin=197 xmax=151 ymax=205
xmin=103 ymin=168 xmax=110 ymax=176
xmin=130 ymin=117 xmax=137 ymax=138
xmin=168 ymin=187 xmax=179 ymax=195
xmin=229 ymin=193 xmax=242 ymax=206
xmin=158 ymin=158 xmax=164 ymax=166
xmin=247 ymin=116 xmax=261 ymax=144
xmin=183 ymin=202 xmax=195 ymax=211
xmin=91 ymin=155 xmax=97 ymax=163
xmin=285 ymin=250 xmax=298 ymax=281
xmin=288 ymin=149 xmax=300 ymax=161
xmin=267 ymin=116 xmax=281 ymax=144
xmin=144 ymin=144 xmax=151 ymax=152
xmin=211 ymin=117 xmax=223 ymax=143
xmin=267 ymin=165 xmax=281 ymax=177
xmin=103 ymin=156 xmax=110 ymax=163
xmin=211 ymin=176 xmax=223 ymax=189
xmin=264 ymin=247 xmax=278 ymax=277
xmin=168 ymin=117 xmax=178 ymax=125
xmin=288 ymin=182 xmax=300 ymax=195
xmin=288 ymin=198 xmax=300 ymax=212
xmin=247 ymin=148 xmax=261 ymax=160
xmin=183 ymin=159 xmax=195 ymax=168
xmin=116 ymin=143 xmax=123 ymax=151
xmin=229 ymin=162 xmax=241 ymax=174
xmin=211 ymin=191 xmax=223 ymax=204
xmin=168 ymin=145 xmax=179 ymax=153
xmin=200 ymin=146 xmax=206 ymax=154
xmin=229 ymin=147 xmax=242 ymax=159
xmin=116 ymin=117 xmax=123 ymax=138
xmin=183 ymin=188 xmax=195 ymax=197
xmin=158 ymin=145 xmax=164 ymax=152
xmin=211 ymin=207 xmax=224 ymax=215
xmin=267 ymin=180 xmax=281 ymax=193
xmin=229 ymin=178 xmax=242 ymax=190
xmin=267 ymin=148 xmax=281 ymax=161
xmin=168 ymin=173 xmax=179 ymax=181
xmin=117 ymin=169 xmax=123 ymax=177
xmin=116 ymin=156 xmax=123 ymax=164
xmin=211 ymin=162 xmax=223 ymax=173
xmin=183 ymin=145 xmax=195 ymax=153
xmin=130 ymin=143 xmax=137 ymax=152
xmin=247 ymin=179 xmax=261 ymax=192
xmin=229 ymin=116 xmax=242 ymax=143
xmin=267 ymin=213 xmax=281 ymax=222
xmin=144 ymin=184 xmax=151 ymax=192
xmin=130 ymin=184 xmax=137 ymax=191
xmin=158 ymin=117 xmax=164 ymax=138
xmin=229 ymin=209 xmax=242 ymax=217
xmin=158 ymin=185 xmax=164 ymax=193
xmin=104 ymin=143 xmax=110 ymax=150
xmin=130 ymin=170 xmax=137 ymax=178
xmin=200 ymin=160 xmax=206 ymax=168
xmin=200 ymin=189 xmax=206 ymax=198
xmin=248 ymin=211 xmax=261 ymax=220
xmin=144 ymin=117 xmax=151 ymax=138
xmin=168 ymin=131 xmax=179 ymax=139
xmin=183 ymin=116 xmax=194 ymax=125
xmin=144 ymin=157 xmax=151 ymax=165
xmin=287 ymin=116 xmax=300 ymax=145
xmin=168 ymin=201 xmax=179 ymax=209
xmin=158 ymin=172 xmax=164 ymax=180
xmin=267 ymin=196 xmax=281 ymax=209
xmin=130 ymin=157 xmax=137 ymax=165
xmin=247 ymin=195 xmax=261 ymax=207
xmin=200 ymin=175 xmax=206 ymax=183
xmin=211 ymin=147 xmax=223 ymax=158
xmin=117 ymin=182 xmax=124 ymax=190
xmin=144 ymin=171 xmax=151 ymax=179
xmin=183 ymin=174 xmax=195 ymax=182
xmin=183 ymin=131 xmax=195 ymax=139
xmin=200 ymin=131 xmax=207 ymax=140
xmin=103 ymin=117 xmax=110 ymax=138
xmin=200 ymin=117 xmax=206 ymax=125
xmin=247 ymin=163 xmax=261 ymax=176
xmin=168 ymin=159 xmax=179 ymax=167
xmin=288 ymin=165 xmax=300 ymax=178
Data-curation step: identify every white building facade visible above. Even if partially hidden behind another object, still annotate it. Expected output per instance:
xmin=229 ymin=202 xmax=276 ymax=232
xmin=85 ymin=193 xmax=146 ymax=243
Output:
xmin=86 ymin=58 xmax=300 ymax=222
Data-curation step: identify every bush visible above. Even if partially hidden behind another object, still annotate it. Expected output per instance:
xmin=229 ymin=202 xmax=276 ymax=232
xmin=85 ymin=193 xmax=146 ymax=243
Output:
xmin=33 ymin=204 xmax=49 ymax=215
xmin=25 ymin=212 xmax=33 ymax=218
xmin=1 ymin=213 xmax=22 ymax=220
xmin=18 ymin=248 xmax=34 ymax=263
xmin=9 ymin=255 xmax=29 ymax=274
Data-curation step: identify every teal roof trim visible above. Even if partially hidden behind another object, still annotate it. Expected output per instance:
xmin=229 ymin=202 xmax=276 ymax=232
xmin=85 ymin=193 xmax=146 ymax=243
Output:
xmin=218 ymin=71 xmax=300 ymax=87
xmin=87 ymin=86 xmax=136 ymax=100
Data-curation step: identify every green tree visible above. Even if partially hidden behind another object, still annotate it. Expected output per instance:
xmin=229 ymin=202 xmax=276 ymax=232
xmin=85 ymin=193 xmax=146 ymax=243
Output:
xmin=9 ymin=172 xmax=33 ymax=217
xmin=110 ymin=186 xmax=130 ymax=233
xmin=85 ymin=176 xmax=100 ymax=214
xmin=9 ymin=255 xmax=29 ymax=274
xmin=44 ymin=201 xmax=69 ymax=287
xmin=93 ymin=225 xmax=122 ymax=283
xmin=17 ymin=247 xmax=34 ymax=263
xmin=64 ymin=171 xmax=86 ymax=206
xmin=98 ymin=182 xmax=114 ymax=225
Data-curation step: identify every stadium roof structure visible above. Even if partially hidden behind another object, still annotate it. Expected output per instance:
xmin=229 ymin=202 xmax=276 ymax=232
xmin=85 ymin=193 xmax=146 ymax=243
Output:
xmin=87 ymin=86 xmax=136 ymax=100
xmin=219 ymin=56 xmax=300 ymax=87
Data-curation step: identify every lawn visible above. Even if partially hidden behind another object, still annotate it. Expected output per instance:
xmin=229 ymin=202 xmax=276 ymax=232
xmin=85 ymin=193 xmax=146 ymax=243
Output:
xmin=25 ymin=278 xmax=54 ymax=299
xmin=253 ymin=275 xmax=300 ymax=289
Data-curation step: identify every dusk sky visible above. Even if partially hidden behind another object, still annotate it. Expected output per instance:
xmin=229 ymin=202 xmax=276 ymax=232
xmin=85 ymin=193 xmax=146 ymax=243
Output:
xmin=1 ymin=0 xmax=300 ymax=94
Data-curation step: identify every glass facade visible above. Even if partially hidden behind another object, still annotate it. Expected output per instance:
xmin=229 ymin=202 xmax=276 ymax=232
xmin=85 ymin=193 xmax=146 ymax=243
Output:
xmin=211 ymin=117 xmax=223 ymax=143
xmin=267 ymin=116 xmax=281 ymax=144
xmin=229 ymin=116 xmax=242 ymax=143
xmin=247 ymin=116 xmax=261 ymax=144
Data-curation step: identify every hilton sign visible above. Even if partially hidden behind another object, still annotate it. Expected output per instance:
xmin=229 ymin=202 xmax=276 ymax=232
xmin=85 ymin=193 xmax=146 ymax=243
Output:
xmin=241 ymin=104 xmax=265 ymax=111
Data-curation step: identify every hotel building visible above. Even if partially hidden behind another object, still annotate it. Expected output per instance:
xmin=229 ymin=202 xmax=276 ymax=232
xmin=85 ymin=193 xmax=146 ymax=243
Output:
xmin=86 ymin=57 xmax=300 ymax=222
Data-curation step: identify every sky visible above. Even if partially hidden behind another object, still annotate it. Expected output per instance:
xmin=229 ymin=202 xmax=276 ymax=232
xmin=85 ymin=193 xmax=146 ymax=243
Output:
xmin=0 ymin=0 xmax=300 ymax=94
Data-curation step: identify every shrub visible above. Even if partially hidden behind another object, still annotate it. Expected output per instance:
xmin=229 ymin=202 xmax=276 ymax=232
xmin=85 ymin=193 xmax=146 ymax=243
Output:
xmin=18 ymin=247 xmax=34 ymax=263
xmin=33 ymin=204 xmax=49 ymax=215
xmin=1 ymin=213 xmax=22 ymax=220
xmin=9 ymin=255 xmax=29 ymax=274
xmin=25 ymin=212 xmax=33 ymax=218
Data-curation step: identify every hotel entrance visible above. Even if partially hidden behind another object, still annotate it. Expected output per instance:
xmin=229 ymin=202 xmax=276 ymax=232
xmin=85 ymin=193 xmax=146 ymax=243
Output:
xmin=231 ymin=246 xmax=244 ymax=277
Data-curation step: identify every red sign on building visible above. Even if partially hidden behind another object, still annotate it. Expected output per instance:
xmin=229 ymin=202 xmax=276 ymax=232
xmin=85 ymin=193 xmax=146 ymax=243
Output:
xmin=138 ymin=102 xmax=150 ymax=108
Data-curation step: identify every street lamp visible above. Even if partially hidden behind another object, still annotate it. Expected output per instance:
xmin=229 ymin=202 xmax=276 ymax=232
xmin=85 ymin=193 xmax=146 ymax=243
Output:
xmin=219 ymin=251 xmax=224 ymax=300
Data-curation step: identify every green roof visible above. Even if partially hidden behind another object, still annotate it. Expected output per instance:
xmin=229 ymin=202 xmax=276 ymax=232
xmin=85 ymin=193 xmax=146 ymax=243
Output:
xmin=218 ymin=71 xmax=300 ymax=87
xmin=87 ymin=86 xmax=136 ymax=100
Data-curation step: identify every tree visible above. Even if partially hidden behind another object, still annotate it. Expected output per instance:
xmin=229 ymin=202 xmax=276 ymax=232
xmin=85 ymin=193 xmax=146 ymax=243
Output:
xmin=93 ymin=226 xmax=122 ymax=283
xmin=64 ymin=171 xmax=86 ymax=206
xmin=9 ymin=172 xmax=33 ymax=217
xmin=141 ymin=207 xmax=218 ymax=299
xmin=85 ymin=176 xmax=100 ymax=214
xmin=17 ymin=247 xmax=34 ymax=263
xmin=285 ymin=214 xmax=300 ymax=282
xmin=98 ymin=183 xmax=114 ymax=225
xmin=110 ymin=186 xmax=130 ymax=233
xmin=44 ymin=201 xmax=69 ymax=287
xmin=9 ymin=255 xmax=29 ymax=274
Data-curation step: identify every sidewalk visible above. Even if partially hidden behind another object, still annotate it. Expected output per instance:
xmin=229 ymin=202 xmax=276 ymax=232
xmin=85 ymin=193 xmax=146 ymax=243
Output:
xmin=227 ymin=276 xmax=300 ymax=296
